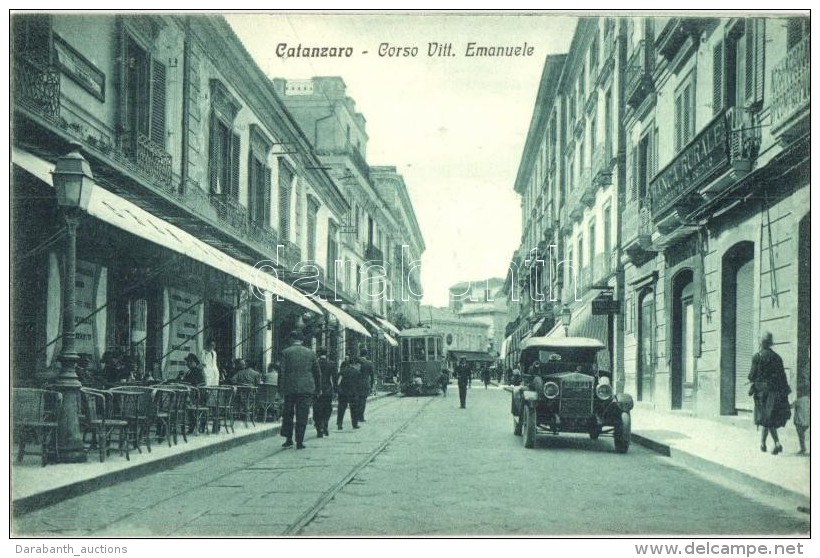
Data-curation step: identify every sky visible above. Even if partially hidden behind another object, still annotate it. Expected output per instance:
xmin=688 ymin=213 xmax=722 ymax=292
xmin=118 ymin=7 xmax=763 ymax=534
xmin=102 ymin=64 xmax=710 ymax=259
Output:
xmin=227 ymin=12 xmax=577 ymax=306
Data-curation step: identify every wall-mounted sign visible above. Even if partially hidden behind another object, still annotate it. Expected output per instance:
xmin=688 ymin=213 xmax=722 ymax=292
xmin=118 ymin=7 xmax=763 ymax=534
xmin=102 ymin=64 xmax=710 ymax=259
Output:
xmin=592 ymin=294 xmax=621 ymax=315
xmin=446 ymin=333 xmax=453 ymax=346
xmin=53 ymin=34 xmax=106 ymax=101
xmin=649 ymin=112 xmax=728 ymax=217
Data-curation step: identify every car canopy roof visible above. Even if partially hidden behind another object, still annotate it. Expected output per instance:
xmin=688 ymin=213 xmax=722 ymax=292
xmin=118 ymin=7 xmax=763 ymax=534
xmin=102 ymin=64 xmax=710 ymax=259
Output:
xmin=519 ymin=336 xmax=605 ymax=352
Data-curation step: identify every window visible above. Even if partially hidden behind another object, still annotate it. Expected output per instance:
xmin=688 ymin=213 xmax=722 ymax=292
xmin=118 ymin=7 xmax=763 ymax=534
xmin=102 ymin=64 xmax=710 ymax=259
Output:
xmin=588 ymin=220 xmax=596 ymax=269
xmin=306 ymin=196 xmax=319 ymax=261
xmin=121 ymin=33 xmax=167 ymax=150
xmin=715 ymin=19 xmax=765 ymax=116
xmin=603 ymin=204 xmax=612 ymax=255
xmin=590 ymin=115 xmax=597 ymax=151
xmin=604 ymin=89 xmax=612 ymax=156
xmin=674 ymin=75 xmax=695 ymax=153
xmin=327 ymin=221 xmax=338 ymax=283
xmin=787 ymin=17 xmax=809 ymax=50
xmin=13 ymin=14 xmax=51 ymax=63
xmin=208 ymin=81 xmax=241 ymax=199
xmin=590 ymin=31 xmax=599 ymax=71
xmin=278 ymin=160 xmax=293 ymax=240
xmin=577 ymin=235 xmax=584 ymax=273
xmin=248 ymin=126 xmax=272 ymax=227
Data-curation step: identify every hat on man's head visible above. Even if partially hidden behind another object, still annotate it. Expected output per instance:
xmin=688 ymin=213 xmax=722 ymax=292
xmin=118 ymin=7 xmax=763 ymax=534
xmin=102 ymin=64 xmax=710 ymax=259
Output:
xmin=233 ymin=358 xmax=246 ymax=369
xmin=360 ymin=348 xmax=369 ymax=357
xmin=185 ymin=353 xmax=200 ymax=365
xmin=317 ymin=348 xmax=328 ymax=357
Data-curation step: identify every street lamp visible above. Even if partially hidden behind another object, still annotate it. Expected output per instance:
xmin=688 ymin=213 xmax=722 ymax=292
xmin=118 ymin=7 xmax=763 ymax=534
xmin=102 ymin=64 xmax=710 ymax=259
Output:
xmin=560 ymin=304 xmax=572 ymax=337
xmin=50 ymin=143 xmax=94 ymax=463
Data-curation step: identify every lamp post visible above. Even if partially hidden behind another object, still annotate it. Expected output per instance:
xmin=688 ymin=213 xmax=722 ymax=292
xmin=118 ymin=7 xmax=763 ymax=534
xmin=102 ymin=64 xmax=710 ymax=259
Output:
xmin=51 ymin=144 xmax=94 ymax=463
xmin=560 ymin=304 xmax=572 ymax=337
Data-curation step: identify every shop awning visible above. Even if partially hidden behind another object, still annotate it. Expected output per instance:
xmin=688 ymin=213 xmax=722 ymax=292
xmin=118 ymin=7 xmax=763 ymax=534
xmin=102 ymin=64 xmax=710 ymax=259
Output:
xmin=545 ymin=295 xmax=608 ymax=344
xmin=373 ymin=316 xmax=401 ymax=336
xmin=499 ymin=336 xmax=510 ymax=359
xmin=12 ymin=149 xmax=321 ymax=314
xmin=383 ymin=333 xmax=399 ymax=347
xmin=359 ymin=315 xmax=385 ymax=335
xmin=448 ymin=350 xmax=496 ymax=363
xmin=307 ymin=295 xmax=371 ymax=337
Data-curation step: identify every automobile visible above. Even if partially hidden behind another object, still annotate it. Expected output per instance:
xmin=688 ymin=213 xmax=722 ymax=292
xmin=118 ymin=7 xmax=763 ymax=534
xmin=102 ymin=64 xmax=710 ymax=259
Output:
xmin=510 ymin=336 xmax=633 ymax=453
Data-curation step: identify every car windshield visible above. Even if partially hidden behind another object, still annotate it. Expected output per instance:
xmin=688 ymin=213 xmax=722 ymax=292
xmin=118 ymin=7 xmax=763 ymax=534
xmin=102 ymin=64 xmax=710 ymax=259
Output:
xmin=522 ymin=346 xmax=610 ymax=375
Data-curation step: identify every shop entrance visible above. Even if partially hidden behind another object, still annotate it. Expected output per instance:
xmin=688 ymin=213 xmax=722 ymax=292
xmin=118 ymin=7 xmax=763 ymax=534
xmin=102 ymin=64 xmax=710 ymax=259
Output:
xmin=206 ymin=300 xmax=235 ymax=377
xmin=796 ymin=213 xmax=810 ymax=397
xmin=671 ymin=269 xmax=695 ymax=410
xmin=720 ymin=241 xmax=755 ymax=414
xmin=636 ymin=288 xmax=655 ymax=402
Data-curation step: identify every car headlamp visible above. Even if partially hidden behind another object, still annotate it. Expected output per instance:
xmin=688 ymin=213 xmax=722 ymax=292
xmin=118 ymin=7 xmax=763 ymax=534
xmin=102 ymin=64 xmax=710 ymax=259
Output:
xmin=595 ymin=376 xmax=613 ymax=400
xmin=543 ymin=381 xmax=560 ymax=399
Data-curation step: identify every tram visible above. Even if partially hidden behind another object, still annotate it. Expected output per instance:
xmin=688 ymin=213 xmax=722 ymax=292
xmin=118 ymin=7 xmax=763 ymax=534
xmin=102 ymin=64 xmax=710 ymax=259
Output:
xmin=397 ymin=327 xmax=446 ymax=395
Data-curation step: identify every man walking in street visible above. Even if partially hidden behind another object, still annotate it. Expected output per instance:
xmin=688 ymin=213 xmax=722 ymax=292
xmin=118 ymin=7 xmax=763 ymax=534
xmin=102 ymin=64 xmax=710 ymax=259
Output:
xmin=456 ymin=357 xmax=472 ymax=409
xmin=278 ymin=331 xmax=320 ymax=449
xmin=337 ymin=354 xmax=361 ymax=430
xmin=357 ymin=348 xmax=375 ymax=423
xmin=313 ymin=348 xmax=337 ymax=438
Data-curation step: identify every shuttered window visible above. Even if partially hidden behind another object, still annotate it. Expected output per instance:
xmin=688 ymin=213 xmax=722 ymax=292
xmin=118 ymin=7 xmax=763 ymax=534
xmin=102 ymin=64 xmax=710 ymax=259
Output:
xmin=278 ymin=161 xmax=293 ymax=241
xmin=628 ymin=146 xmax=638 ymax=201
xmin=674 ymin=76 xmax=695 ymax=153
xmin=120 ymin=33 xmax=166 ymax=148
xmin=713 ymin=41 xmax=725 ymax=116
xmin=208 ymin=113 xmax=237 ymax=197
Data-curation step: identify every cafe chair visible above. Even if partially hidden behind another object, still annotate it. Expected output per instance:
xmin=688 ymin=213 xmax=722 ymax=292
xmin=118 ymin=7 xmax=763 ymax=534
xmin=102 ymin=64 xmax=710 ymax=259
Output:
xmin=80 ymin=387 xmax=129 ymax=461
xmin=12 ymin=388 xmax=63 ymax=466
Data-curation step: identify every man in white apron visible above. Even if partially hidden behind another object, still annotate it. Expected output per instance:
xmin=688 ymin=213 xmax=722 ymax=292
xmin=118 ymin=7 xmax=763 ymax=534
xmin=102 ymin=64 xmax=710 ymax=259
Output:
xmin=200 ymin=339 xmax=221 ymax=386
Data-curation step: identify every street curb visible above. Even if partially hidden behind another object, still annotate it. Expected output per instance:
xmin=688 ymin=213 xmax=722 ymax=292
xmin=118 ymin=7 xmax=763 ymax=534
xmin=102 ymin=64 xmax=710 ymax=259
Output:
xmin=12 ymin=391 xmax=397 ymax=516
xmin=631 ymin=433 xmax=810 ymax=509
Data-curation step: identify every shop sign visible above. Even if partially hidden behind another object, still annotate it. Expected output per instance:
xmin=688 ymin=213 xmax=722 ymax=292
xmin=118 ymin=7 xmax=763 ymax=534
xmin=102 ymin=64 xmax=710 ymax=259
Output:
xmin=592 ymin=294 xmax=621 ymax=315
xmin=650 ymin=113 xmax=729 ymax=217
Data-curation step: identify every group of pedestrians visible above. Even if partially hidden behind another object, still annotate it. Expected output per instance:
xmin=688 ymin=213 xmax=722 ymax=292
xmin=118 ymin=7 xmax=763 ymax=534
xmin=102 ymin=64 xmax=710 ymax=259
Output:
xmin=277 ymin=332 xmax=375 ymax=450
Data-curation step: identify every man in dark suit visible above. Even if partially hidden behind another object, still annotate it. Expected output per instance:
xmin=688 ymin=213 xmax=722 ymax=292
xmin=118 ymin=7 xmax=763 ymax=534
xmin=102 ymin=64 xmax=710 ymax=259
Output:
xmin=337 ymin=354 xmax=361 ymax=430
xmin=313 ymin=348 xmax=337 ymax=438
xmin=456 ymin=357 xmax=472 ymax=409
xmin=278 ymin=331 xmax=320 ymax=449
xmin=357 ymin=349 xmax=375 ymax=423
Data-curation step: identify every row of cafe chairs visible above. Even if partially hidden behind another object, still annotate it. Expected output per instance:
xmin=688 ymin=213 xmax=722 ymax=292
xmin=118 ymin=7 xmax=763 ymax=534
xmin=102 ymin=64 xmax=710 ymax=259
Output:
xmin=14 ymin=383 xmax=283 ymax=466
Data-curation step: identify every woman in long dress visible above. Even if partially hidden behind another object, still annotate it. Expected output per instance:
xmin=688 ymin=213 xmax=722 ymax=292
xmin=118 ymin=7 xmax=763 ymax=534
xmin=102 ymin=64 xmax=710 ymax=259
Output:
xmin=748 ymin=332 xmax=791 ymax=455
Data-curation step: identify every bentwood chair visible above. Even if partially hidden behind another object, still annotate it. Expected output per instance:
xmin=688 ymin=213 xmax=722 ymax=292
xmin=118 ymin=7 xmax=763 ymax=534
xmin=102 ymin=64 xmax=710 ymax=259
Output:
xmin=201 ymin=386 xmax=235 ymax=434
xmin=256 ymin=384 xmax=281 ymax=423
xmin=80 ymin=387 xmax=129 ymax=461
xmin=160 ymin=383 xmax=193 ymax=443
xmin=109 ymin=388 xmax=153 ymax=454
xmin=232 ymin=385 xmax=257 ymax=428
xmin=152 ymin=388 xmax=177 ymax=447
xmin=12 ymin=388 xmax=63 ymax=466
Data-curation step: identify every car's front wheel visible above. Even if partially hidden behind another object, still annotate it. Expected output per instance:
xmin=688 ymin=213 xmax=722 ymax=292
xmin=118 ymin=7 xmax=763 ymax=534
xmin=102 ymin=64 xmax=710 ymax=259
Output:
xmin=523 ymin=404 xmax=536 ymax=449
xmin=614 ymin=412 xmax=631 ymax=454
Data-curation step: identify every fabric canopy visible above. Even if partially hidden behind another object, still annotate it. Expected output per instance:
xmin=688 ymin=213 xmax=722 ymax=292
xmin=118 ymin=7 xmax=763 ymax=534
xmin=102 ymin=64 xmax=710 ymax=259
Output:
xmin=14 ymin=148 xmax=320 ymax=314
xmin=499 ymin=336 xmax=510 ymax=360
xmin=307 ymin=295 xmax=371 ymax=337
xmin=383 ymin=333 xmax=399 ymax=347
xmin=374 ymin=316 xmax=401 ymax=336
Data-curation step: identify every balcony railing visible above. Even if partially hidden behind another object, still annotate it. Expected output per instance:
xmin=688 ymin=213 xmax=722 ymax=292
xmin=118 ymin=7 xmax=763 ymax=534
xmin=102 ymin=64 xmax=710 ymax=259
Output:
xmin=727 ymin=107 xmax=761 ymax=167
xmin=592 ymin=142 xmax=614 ymax=186
xmin=280 ymin=240 xmax=302 ymax=267
xmin=625 ymin=40 xmax=655 ymax=109
xmin=118 ymin=131 xmax=173 ymax=189
xmin=13 ymin=56 xmax=60 ymax=121
xmin=209 ymin=192 xmax=249 ymax=236
xmin=655 ymin=18 xmax=706 ymax=61
xmin=770 ymin=34 xmax=810 ymax=137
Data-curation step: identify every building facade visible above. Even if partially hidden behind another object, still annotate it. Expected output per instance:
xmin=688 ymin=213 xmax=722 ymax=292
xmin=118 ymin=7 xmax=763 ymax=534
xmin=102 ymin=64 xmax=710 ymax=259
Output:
xmin=448 ymin=277 xmax=507 ymax=358
xmin=507 ymin=14 xmax=809 ymax=423
xmin=620 ymin=15 xmax=810 ymax=417
xmin=10 ymin=14 xmax=401 ymax=384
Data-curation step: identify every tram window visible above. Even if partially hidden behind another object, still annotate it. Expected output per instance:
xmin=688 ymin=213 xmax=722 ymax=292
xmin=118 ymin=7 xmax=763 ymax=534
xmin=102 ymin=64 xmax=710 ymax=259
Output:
xmin=401 ymin=339 xmax=410 ymax=362
xmin=427 ymin=337 xmax=436 ymax=360
xmin=436 ymin=337 xmax=443 ymax=360
xmin=412 ymin=338 xmax=426 ymax=361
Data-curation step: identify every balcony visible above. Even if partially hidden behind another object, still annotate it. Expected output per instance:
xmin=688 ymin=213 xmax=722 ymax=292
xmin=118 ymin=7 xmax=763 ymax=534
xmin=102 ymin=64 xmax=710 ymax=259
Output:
xmin=317 ymin=145 xmax=369 ymax=180
xmin=592 ymin=142 xmax=614 ymax=186
xmin=118 ymin=131 xmax=173 ymax=190
xmin=698 ymin=107 xmax=761 ymax=202
xmin=623 ymin=205 xmax=657 ymax=265
xmin=625 ymin=40 xmax=655 ymax=109
xmin=770 ymin=34 xmax=810 ymax=145
xmin=365 ymin=243 xmax=385 ymax=267
xmin=655 ymin=18 xmax=706 ymax=62
xmin=13 ymin=55 xmax=60 ymax=121
xmin=279 ymin=240 xmax=302 ymax=268
xmin=597 ymin=26 xmax=616 ymax=87
xmin=210 ymin=192 xmax=250 ymax=236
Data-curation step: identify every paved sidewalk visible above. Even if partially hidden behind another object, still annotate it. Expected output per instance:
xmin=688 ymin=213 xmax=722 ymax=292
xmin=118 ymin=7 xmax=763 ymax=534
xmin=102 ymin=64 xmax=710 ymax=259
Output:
xmin=11 ymin=390 xmax=396 ymax=514
xmin=632 ymin=403 xmax=810 ymax=504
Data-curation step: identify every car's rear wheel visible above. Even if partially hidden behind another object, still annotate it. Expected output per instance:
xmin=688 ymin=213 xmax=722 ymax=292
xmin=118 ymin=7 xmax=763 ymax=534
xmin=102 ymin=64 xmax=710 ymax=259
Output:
xmin=614 ymin=412 xmax=631 ymax=454
xmin=523 ymin=404 xmax=536 ymax=449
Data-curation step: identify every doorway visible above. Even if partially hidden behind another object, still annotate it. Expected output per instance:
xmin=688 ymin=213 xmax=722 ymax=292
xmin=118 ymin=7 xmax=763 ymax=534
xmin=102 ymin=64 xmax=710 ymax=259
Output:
xmin=637 ymin=288 xmax=655 ymax=402
xmin=671 ymin=269 xmax=695 ymax=410
xmin=720 ymin=241 xmax=755 ymax=414
xmin=797 ymin=213 xmax=810 ymax=397
xmin=206 ymin=300 xmax=234 ymax=376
